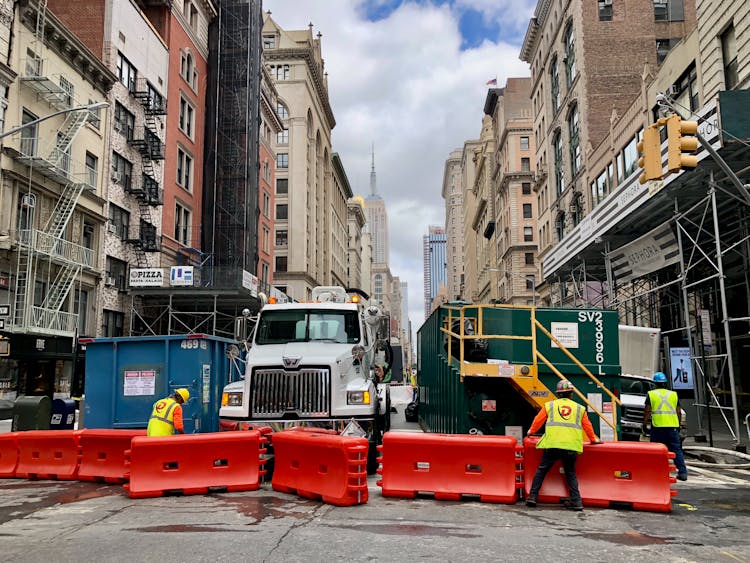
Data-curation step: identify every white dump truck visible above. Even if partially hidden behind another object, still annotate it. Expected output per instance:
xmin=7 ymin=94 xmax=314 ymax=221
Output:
xmin=219 ymin=286 xmax=391 ymax=473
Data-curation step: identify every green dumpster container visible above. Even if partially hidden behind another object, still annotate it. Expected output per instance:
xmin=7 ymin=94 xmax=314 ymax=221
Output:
xmin=12 ymin=395 xmax=51 ymax=431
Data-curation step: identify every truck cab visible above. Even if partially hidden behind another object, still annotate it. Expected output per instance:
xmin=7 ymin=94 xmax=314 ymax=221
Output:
xmin=219 ymin=286 xmax=390 ymax=473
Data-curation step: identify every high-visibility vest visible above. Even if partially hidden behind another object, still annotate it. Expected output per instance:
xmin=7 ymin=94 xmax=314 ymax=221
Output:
xmin=410 ymin=374 xmax=417 ymax=388
xmin=648 ymin=388 xmax=679 ymax=428
xmin=147 ymin=397 xmax=179 ymax=436
xmin=536 ymin=398 xmax=585 ymax=453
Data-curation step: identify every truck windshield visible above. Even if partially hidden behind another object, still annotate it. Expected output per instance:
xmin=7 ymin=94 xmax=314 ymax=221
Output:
xmin=255 ymin=309 xmax=360 ymax=345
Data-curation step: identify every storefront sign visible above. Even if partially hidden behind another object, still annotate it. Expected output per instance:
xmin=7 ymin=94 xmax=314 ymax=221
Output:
xmin=170 ymin=266 xmax=194 ymax=287
xmin=609 ymin=223 xmax=679 ymax=284
xmin=129 ymin=268 xmax=164 ymax=287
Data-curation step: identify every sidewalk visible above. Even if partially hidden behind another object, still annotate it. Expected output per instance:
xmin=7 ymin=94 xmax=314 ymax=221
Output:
xmin=684 ymin=407 xmax=750 ymax=452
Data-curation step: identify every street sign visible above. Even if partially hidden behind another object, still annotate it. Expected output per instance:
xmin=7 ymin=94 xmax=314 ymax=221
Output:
xmin=0 ymin=305 xmax=9 ymax=316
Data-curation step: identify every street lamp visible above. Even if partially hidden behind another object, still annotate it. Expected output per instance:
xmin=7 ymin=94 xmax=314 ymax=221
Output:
xmin=0 ymin=101 xmax=109 ymax=141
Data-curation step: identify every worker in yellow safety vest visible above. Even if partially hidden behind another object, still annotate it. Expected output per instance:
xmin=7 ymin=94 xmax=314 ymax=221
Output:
xmin=410 ymin=371 xmax=418 ymax=402
xmin=525 ymin=380 xmax=601 ymax=510
xmin=643 ymin=372 xmax=687 ymax=481
xmin=147 ymin=388 xmax=189 ymax=436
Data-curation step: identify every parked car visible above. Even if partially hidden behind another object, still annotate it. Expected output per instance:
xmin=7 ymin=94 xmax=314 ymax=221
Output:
xmin=619 ymin=374 xmax=687 ymax=442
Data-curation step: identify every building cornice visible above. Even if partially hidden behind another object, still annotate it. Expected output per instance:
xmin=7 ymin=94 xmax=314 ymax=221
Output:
xmin=520 ymin=0 xmax=553 ymax=63
xmin=265 ymin=48 xmax=336 ymax=129
xmin=332 ymin=152 xmax=352 ymax=198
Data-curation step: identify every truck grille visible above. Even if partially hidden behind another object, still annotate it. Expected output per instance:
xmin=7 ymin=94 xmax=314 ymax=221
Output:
xmin=251 ymin=368 xmax=330 ymax=418
xmin=621 ymin=405 xmax=644 ymax=423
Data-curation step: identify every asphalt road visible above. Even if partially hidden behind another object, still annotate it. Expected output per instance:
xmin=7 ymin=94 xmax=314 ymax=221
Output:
xmin=1 ymin=403 xmax=749 ymax=563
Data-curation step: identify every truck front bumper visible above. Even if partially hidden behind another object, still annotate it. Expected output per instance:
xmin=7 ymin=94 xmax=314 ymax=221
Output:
xmin=220 ymin=417 xmax=375 ymax=438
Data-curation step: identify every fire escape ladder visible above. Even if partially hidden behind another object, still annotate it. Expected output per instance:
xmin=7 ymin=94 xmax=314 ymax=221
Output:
xmin=43 ymin=181 xmax=86 ymax=240
xmin=13 ymin=243 xmax=34 ymax=328
xmin=40 ymin=263 xmax=79 ymax=311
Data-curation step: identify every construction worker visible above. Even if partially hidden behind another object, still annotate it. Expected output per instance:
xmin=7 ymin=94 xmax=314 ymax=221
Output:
xmin=643 ymin=372 xmax=688 ymax=481
xmin=147 ymin=388 xmax=189 ymax=436
xmin=525 ymin=380 xmax=601 ymax=511
xmin=410 ymin=371 xmax=418 ymax=402
xmin=373 ymin=362 xmax=392 ymax=384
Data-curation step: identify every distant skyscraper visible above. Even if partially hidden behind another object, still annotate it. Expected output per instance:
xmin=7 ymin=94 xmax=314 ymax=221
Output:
xmin=423 ymin=226 xmax=447 ymax=318
xmin=364 ymin=145 xmax=389 ymax=265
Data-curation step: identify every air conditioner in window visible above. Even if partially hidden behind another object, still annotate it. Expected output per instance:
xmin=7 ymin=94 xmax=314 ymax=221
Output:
xmin=105 ymin=276 xmax=116 ymax=286
xmin=107 ymin=223 xmax=118 ymax=234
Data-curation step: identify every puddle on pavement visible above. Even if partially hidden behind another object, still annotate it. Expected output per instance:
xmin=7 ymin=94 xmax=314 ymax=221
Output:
xmin=129 ymin=524 xmax=249 ymax=533
xmin=326 ymin=523 xmax=480 ymax=538
xmin=581 ymin=530 xmax=703 ymax=547
xmin=218 ymin=495 xmax=317 ymax=525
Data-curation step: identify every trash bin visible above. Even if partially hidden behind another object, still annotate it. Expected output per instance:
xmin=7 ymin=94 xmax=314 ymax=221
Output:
xmin=50 ymin=398 xmax=76 ymax=430
xmin=12 ymin=395 xmax=52 ymax=431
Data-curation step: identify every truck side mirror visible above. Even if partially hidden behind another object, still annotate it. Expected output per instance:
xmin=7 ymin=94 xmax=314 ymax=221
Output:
xmin=234 ymin=317 xmax=248 ymax=342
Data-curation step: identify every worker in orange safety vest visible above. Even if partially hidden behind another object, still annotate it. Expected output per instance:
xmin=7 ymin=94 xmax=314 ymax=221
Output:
xmin=525 ymin=380 xmax=601 ymax=511
xmin=147 ymin=388 xmax=189 ymax=436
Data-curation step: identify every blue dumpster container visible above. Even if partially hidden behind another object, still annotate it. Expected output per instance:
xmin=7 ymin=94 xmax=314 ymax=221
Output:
xmin=83 ymin=334 xmax=238 ymax=433
xmin=50 ymin=398 xmax=76 ymax=430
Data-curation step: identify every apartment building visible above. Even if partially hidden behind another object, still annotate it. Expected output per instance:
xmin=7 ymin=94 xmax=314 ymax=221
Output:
xmin=0 ymin=2 xmax=114 ymax=399
xmin=263 ymin=15 xmax=338 ymax=301
xmin=520 ymin=0 xmax=696 ymax=303
xmin=330 ymin=153 xmax=352 ymax=288
xmin=442 ymin=149 xmax=464 ymax=302
xmin=458 ymin=140 xmax=481 ymax=300
xmin=346 ymin=196 xmax=367 ymax=290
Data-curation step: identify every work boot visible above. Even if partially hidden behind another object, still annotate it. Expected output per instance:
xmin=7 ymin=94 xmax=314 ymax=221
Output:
xmin=564 ymin=499 xmax=583 ymax=511
xmin=677 ymin=473 xmax=688 ymax=481
xmin=525 ymin=496 xmax=537 ymax=507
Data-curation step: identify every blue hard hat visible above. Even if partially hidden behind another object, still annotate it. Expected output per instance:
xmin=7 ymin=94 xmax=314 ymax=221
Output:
xmin=653 ymin=372 xmax=667 ymax=383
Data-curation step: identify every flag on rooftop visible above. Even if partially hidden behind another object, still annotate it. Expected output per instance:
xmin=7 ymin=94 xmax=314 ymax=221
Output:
xmin=486 ymin=77 xmax=497 ymax=86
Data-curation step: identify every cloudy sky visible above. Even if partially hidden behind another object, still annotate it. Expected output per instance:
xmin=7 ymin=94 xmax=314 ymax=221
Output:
xmin=265 ymin=0 xmax=537 ymax=337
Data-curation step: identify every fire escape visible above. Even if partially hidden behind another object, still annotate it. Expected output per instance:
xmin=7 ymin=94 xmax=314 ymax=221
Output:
xmin=12 ymin=0 xmax=97 ymax=336
xmin=126 ymin=77 xmax=165 ymax=267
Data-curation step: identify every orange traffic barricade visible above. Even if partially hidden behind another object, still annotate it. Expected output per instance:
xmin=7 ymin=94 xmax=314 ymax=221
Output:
xmin=78 ymin=429 xmax=146 ymax=483
xmin=523 ymin=437 xmax=677 ymax=512
xmin=124 ymin=430 xmax=267 ymax=498
xmin=15 ymin=430 xmax=80 ymax=480
xmin=0 ymin=432 xmax=19 ymax=478
xmin=271 ymin=430 xmax=368 ymax=506
xmin=377 ymin=432 xmax=523 ymax=503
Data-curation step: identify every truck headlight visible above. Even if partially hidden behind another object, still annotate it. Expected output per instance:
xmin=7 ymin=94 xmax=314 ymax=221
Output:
xmin=347 ymin=390 xmax=371 ymax=405
xmin=222 ymin=392 xmax=243 ymax=406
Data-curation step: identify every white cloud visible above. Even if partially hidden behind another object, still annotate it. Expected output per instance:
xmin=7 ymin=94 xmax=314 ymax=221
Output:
xmin=265 ymin=0 xmax=531 ymax=339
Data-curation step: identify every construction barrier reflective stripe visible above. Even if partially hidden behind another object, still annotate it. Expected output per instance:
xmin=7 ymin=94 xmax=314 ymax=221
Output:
xmin=523 ymin=437 xmax=677 ymax=512
xmin=376 ymin=432 xmax=523 ymax=503
xmin=15 ymin=430 xmax=80 ymax=480
xmin=124 ymin=431 xmax=267 ymax=499
xmin=271 ymin=430 xmax=368 ymax=506
xmin=0 ymin=432 xmax=19 ymax=478
xmin=78 ymin=429 xmax=146 ymax=483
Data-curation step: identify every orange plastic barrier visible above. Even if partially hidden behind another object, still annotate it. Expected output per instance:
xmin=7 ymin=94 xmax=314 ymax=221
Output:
xmin=124 ymin=431 xmax=267 ymax=499
xmin=376 ymin=432 xmax=523 ymax=503
xmin=15 ymin=430 xmax=80 ymax=480
xmin=271 ymin=430 xmax=368 ymax=506
xmin=0 ymin=432 xmax=19 ymax=478
xmin=523 ymin=437 xmax=677 ymax=512
xmin=78 ymin=429 xmax=146 ymax=483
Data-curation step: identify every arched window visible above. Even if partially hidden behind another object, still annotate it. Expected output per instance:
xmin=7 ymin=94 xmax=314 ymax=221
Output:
xmin=564 ymin=23 xmax=577 ymax=87
xmin=553 ymin=131 xmax=565 ymax=196
xmin=550 ymin=56 xmax=560 ymax=114
xmin=556 ymin=212 xmax=566 ymax=242
xmin=567 ymin=104 xmax=580 ymax=176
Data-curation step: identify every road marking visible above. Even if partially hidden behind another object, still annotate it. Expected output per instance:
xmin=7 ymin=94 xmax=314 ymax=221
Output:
xmin=686 ymin=465 xmax=750 ymax=485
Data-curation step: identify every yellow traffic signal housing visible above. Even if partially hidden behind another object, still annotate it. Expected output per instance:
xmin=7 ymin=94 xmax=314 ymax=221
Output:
xmin=637 ymin=124 xmax=662 ymax=184
xmin=666 ymin=115 xmax=699 ymax=173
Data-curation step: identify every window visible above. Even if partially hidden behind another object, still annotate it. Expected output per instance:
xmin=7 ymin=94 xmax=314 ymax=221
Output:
xmin=20 ymin=109 xmax=38 ymax=156
xmin=111 ymin=152 xmax=133 ymax=189
xmin=175 ymin=203 xmax=191 ymax=245
xmin=179 ymin=96 xmax=194 ymax=138
xmin=59 ymin=76 xmax=74 ymax=107
xmin=275 ymin=255 xmax=288 ymax=272
xmin=177 ymin=148 xmax=193 ymax=190
xmin=276 ymin=102 xmax=289 ymax=120
xmin=102 ymin=309 xmax=124 ymax=337
xmin=261 ymin=263 xmax=269 ymax=285
xmin=262 ymin=227 xmax=270 ymax=253
xmin=75 ymin=289 xmax=89 ymax=335
xmin=108 ymin=203 xmax=130 ymax=239
xmin=550 ymin=57 xmax=560 ymax=114
xmin=87 ymin=99 xmax=102 ymax=129
xmin=147 ymin=83 xmax=165 ymax=113
xmin=722 ymin=25 xmax=738 ymax=90
xmin=273 ymin=64 xmax=290 ymax=80
xmin=276 ymin=229 xmax=288 ymax=247
xmin=656 ymin=38 xmax=679 ymax=65
xmin=263 ymin=192 xmax=270 ymax=217
xmin=522 ymin=182 xmax=532 ymax=195
xmin=674 ymin=64 xmax=699 ymax=111
xmin=523 ymin=203 xmax=533 ymax=219
xmin=276 ymin=204 xmax=288 ymax=220
xmin=114 ymin=102 xmax=134 ymax=139
xmin=520 ymin=136 xmax=530 ymax=150
xmin=106 ymin=256 xmax=128 ymax=290
xmin=180 ymin=51 xmax=198 ymax=89
xmin=568 ymin=105 xmax=581 ymax=175
xmin=82 ymin=221 xmax=94 ymax=250
xmin=85 ymin=152 xmax=98 ymax=188
xmin=654 ymin=0 xmax=683 ymax=21
xmin=553 ymin=132 xmax=565 ymax=195
xmin=524 ymin=226 xmax=533 ymax=242
xmin=521 ymin=157 xmax=531 ymax=172
xmin=189 ymin=3 xmax=198 ymax=29
xmin=621 ymin=135 xmax=639 ymax=179
xmin=277 ymin=153 xmax=288 ymax=169
xmin=263 ymin=160 xmax=270 ymax=183
xmin=276 ymin=178 xmax=288 ymax=195
xmin=598 ymin=0 xmax=613 ymax=21
xmin=277 ymin=128 xmax=289 ymax=144
xmin=263 ymin=35 xmax=276 ymax=49
xmin=564 ymin=23 xmax=577 ymax=87
xmin=556 ymin=213 xmax=566 ymax=241
xmin=525 ymin=252 xmax=535 ymax=265
xmin=116 ymin=52 xmax=137 ymax=91
xmin=525 ymin=275 xmax=535 ymax=291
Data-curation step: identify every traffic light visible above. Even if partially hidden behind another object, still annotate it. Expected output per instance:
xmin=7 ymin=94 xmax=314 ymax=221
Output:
xmin=666 ymin=115 xmax=699 ymax=173
xmin=637 ymin=124 xmax=662 ymax=185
